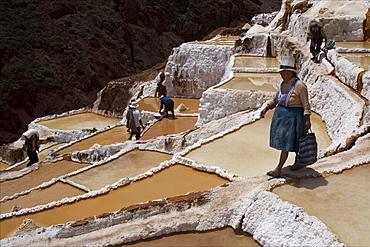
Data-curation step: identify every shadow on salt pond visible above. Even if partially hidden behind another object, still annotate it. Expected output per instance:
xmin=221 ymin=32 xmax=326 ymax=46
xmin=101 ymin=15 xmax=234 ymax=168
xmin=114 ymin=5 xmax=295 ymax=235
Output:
xmin=286 ymin=168 xmax=328 ymax=190
xmin=123 ymin=227 xmax=260 ymax=247
xmin=273 ymin=164 xmax=370 ymax=246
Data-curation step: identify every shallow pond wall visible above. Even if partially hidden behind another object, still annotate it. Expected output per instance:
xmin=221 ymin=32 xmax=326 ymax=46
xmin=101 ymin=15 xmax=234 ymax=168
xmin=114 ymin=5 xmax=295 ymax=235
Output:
xmin=196 ymin=88 xmax=273 ymax=126
xmin=326 ymin=50 xmax=365 ymax=91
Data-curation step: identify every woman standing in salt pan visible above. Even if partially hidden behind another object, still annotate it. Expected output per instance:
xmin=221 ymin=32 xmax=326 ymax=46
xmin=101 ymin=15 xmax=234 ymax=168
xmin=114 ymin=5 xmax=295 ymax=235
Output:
xmin=260 ymin=56 xmax=311 ymax=178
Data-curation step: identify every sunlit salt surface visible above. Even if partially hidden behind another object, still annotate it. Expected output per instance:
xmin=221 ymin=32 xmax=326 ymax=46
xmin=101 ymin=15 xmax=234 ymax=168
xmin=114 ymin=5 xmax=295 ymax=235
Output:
xmin=0 ymin=182 xmax=85 ymax=214
xmin=36 ymin=113 xmax=121 ymax=130
xmin=141 ymin=117 xmax=198 ymax=140
xmin=185 ymin=111 xmax=331 ymax=178
xmin=125 ymin=227 xmax=260 ymax=246
xmin=339 ymin=52 xmax=370 ymax=70
xmin=217 ymin=72 xmax=281 ymax=92
xmin=137 ymin=97 xmax=199 ymax=114
xmin=9 ymin=143 xmax=67 ymax=171
xmin=56 ymin=126 xmax=129 ymax=155
xmin=273 ymin=163 xmax=370 ymax=246
xmin=0 ymin=164 xmax=228 ymax=239
xmin=335 ymin=41 xmax=370 ymax=49
xmin=67 ymin=150 xmax=172 ymax=190
xmin=233 ymin=56 xmax=280 ymax=68
xmin=0 ymin=160 xmax=90 ymax=199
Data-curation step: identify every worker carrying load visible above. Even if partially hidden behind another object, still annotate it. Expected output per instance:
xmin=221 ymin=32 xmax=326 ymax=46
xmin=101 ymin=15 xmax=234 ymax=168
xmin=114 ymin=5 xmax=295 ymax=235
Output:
xmin=309 ymin=22 xmax=327 ymax=63
xmin=22 ymin=129 xmax=40 ymax=167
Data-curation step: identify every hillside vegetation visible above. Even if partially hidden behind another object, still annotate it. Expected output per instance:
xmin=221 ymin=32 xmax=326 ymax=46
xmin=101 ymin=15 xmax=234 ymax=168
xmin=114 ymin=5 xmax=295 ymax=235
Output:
xmin=0 ymin=0 xmax=275 ymax=144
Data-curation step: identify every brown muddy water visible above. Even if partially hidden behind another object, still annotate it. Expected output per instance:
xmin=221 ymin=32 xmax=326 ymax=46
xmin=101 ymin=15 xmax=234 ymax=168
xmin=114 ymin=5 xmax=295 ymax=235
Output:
xmin=0 ymin=160 xmax=90 ymax=199
xmin=37 ymin=113 xmax=121 ymax=130
xmin=0 ymin=164 xmax=229 ymax=239
xmin=217 ymin=72 xmax=281 ymax=92
xmin=126 ymin=227 xmax=260 ymax=246
xmin=137 ymin=97 xmax=199 ymax=114
xmin=185 ymin=111 xmax=331 ymax=178
xmin=273 ymin=163 xmax=370 ymax=246
xmin=141 ymin=117 xmax=198 ymax=140
xmin=56 ymin=126 xmax=129 ymax=155
xmin=0 ymin=182 xmax=85 ymax=214
xmin=67 ymin=150 xmax=172 ymax=190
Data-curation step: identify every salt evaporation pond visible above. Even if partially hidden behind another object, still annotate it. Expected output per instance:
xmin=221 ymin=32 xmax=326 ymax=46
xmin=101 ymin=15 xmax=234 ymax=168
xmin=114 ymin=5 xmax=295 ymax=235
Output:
xmin=141 ymin=117 xmax=198 ymax=140
xmin=127 ymin=227 xmax=260 ymax=247
xmin=137 ymin=97 xmax=199 ymax=114
xmin=217 ymin=72 xmax=281 ymax=92
xmin=233 ymin=56 xmax=280 ymax=68
xmin=0 ymin=164 xmax=228 ymax=239
xmin=37 ymin=113 xmax=121 ymax=130
xmin=339 ymin=52 xmax=370 ymax=70
xmin=66 ymin=150 xmax=172 ymax=191
xmin=56 ymin=126 xmax=129 ymax=155
xmin=0 ymin=160 xmax=89 ymax=199
xmin=0 ymin=182 xmax=85 ymax=215
xmin=335 ymin=41 xmax=370 ymax=49
xmin=273 ymin=163 xmax=370 ymax=246
xmin=185 ymin=111 xmax=331 ymax=178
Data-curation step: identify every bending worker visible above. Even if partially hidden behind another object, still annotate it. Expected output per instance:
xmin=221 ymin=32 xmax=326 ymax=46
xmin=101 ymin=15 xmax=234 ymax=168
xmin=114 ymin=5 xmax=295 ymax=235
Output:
xmin=159 ymin=95 xmax=175 ymax=119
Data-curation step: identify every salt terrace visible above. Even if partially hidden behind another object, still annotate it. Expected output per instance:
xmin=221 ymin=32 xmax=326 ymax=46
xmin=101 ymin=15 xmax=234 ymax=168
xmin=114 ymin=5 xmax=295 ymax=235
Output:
xmin=1 ymin=0 xmax=370 ymax=246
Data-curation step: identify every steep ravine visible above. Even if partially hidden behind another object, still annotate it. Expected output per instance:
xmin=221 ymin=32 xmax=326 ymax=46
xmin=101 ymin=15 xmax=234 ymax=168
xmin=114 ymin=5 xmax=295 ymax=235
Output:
xmin=0 ymin=0 xmax=281 ymax=144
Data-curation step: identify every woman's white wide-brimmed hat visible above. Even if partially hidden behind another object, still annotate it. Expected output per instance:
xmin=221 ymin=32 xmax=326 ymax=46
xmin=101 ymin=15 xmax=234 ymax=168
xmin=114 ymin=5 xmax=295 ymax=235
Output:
xmin=278 ymin=56 xmax=297 ymax=73
xmin=129 ymin=103 xmax=139 ymax=108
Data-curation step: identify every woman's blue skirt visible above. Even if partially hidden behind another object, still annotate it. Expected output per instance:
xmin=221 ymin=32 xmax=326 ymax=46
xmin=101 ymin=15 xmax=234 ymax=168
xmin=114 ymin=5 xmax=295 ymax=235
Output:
xmin=270 ymin=105 xmax=306 ymax=152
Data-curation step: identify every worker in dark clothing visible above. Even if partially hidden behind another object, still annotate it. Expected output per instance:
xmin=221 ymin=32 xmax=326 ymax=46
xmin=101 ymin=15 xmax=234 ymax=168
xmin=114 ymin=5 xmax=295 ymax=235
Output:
xmin=159 ymin=95 xmax=175 ymax=119
xmin=24 ymin=133 xmax=40 ymax=167
xmin=309 ymin=22 xmax=327 ymax=62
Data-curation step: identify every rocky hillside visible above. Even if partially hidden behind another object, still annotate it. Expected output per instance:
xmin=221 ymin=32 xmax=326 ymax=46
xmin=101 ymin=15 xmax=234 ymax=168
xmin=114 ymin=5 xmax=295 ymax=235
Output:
xmin=0 ymin=0 xmax=282 ymax=144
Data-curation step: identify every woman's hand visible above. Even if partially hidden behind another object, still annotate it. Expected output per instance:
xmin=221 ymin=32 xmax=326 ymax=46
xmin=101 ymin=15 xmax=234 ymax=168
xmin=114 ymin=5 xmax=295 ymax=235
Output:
xmin=260 ymin=106 xmax=269 ymax=118
xmin=305 ymin=115 xmax=311 ymax=129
